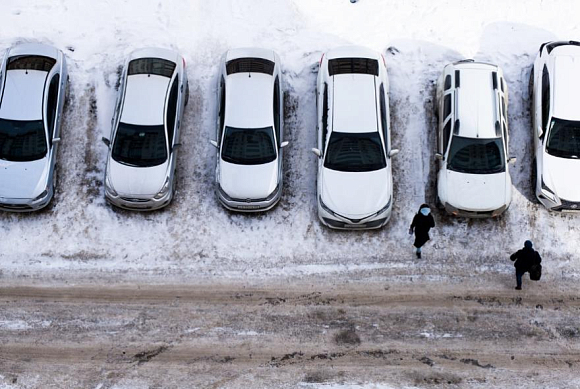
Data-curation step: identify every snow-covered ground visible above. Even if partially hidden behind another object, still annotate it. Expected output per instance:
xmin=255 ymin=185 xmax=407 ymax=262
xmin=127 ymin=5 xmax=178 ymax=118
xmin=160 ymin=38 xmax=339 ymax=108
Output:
xmin=1 ymin=0 xmax=580 ymax=287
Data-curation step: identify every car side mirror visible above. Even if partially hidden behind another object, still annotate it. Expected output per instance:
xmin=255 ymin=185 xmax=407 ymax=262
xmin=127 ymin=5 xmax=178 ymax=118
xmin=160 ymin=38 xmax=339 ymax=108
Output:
xmin=280 ymin=141 xmax=289 ymax=148
xmin=210 ymin=140 xmax=219 ymax=149
xmin=102 ymin=137 xmax=111 ymax=147
xmin=508 ymin=157 xmax=517 ymax=164
xmin=53 ymin=137 xmax=61 ymax=144
xmin=435 ymin=153 xmax=444 ymax=161
xmin=388 ymin=149 xmax=399 ymax=158
xmin=311 ymin=148 xmax=322 ymax=158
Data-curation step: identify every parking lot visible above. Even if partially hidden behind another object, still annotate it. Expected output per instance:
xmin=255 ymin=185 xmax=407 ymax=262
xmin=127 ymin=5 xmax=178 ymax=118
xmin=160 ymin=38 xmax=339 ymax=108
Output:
xmin=1 ymin=1 xmax=580 ymax=388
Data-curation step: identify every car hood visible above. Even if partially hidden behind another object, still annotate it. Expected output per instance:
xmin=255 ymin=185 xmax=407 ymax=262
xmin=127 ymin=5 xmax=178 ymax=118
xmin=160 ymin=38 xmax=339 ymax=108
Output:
xmin=320 ymin=167 xmax=391 ymax=218
xmin=0 ymin=157 xmax=50 ymax=199
xmin=107 ymin=158 xmax=169 ymax=196
xmin=220 ymin=160 xmax=278 ymax=199
xmin=445 ymin=169 xmax=509 ymax=210
xmin=543 ymin=153 xmax=580 ymax=201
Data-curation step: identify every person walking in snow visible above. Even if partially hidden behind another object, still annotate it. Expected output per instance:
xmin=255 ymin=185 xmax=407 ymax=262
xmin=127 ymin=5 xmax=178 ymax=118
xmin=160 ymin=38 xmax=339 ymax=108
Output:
xmin=409 ymin=204 xmax=435 ymax=259
xmin=510 ymin=240 xmax=542 ymax=290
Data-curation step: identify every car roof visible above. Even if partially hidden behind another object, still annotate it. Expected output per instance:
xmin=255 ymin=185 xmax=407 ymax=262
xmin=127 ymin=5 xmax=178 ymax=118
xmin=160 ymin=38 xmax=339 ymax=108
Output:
xmin=0 ymin=70 xmax=47 ymax=121
xmin=120 ymin=74 xmax=170 ymax=126
xmin=225 ymin=73 xmax=273 ymax=128
xmin=456 ymin=67 xmax=497 ymax=138
xmin=332 ymin=74 xmax=377 ymax=133
xmin=552 ymin=54 xmax=580 ymax=121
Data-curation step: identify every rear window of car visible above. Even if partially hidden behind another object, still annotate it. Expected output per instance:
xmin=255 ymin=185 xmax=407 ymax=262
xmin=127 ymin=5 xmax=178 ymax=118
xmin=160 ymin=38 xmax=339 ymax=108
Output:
xmin=128 ymin=58 xmax=176 ymax=78
xmin=226 ymin=58 xmax=275 ymax=76
xmin=7 ymin=55 xmax=56 ymax=72
xmin=328 ymin=58 xmax=379 ymax=76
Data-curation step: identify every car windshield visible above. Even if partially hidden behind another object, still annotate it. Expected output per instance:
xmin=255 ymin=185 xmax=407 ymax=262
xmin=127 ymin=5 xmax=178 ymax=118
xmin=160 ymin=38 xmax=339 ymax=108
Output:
xmin=546 ymin=118 xmax=580 ymax=159
xmin=112 ymin=122 xmax=168 ymax=167
xmin=0 ymin=118 xmax=47 ymax=162
xmin=324 ymin=132 xmax=386 ymax=172
xmin=447 ymin=136 xmax=505 ymax=174
xmin=221 ymin=126 xmax=277 ymax=165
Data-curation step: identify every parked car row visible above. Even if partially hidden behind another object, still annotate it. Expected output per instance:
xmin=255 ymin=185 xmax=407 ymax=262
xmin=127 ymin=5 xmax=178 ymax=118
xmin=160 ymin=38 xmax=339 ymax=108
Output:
xmin=1 ymin=41 xmax=580 ymax=226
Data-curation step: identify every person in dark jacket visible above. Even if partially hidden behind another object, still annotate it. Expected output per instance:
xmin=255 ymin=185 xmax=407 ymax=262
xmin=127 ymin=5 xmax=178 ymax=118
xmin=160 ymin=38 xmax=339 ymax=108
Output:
xmin=510 ymin=240 xmax=542 ymax=290
xmin=409 ymin=204 xmax=435 ymax=259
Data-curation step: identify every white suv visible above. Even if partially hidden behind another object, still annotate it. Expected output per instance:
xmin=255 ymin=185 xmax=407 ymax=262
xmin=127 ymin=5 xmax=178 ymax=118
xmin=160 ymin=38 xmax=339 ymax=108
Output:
xmin=531 ymin=41 xmax=580 ymax=212
xmin=313 ymin=46 xmax=398 ymax=229
xmin=435 ymin=60 xmax=514 ymax=218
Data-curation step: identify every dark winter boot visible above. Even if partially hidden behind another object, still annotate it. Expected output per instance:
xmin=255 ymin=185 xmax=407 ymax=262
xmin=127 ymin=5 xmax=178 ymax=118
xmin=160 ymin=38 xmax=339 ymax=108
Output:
xmin=416 ymin=250 xmax=421 ymax=259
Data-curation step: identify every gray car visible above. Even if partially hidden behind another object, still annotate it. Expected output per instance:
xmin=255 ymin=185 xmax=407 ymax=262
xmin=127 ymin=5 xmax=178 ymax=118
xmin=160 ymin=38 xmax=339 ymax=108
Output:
xmin=102 ymin=48 xmax=188 ymax=211
xmin=0 ymin=43 xmax=68 ymax=212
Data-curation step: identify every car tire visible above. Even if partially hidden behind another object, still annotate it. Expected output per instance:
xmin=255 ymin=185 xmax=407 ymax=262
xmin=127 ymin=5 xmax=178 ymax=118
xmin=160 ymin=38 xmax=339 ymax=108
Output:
xmin=528 ymin=67 xmax=534 ymax=103
xmin=185 ymin=82 xmax=190 ymax=107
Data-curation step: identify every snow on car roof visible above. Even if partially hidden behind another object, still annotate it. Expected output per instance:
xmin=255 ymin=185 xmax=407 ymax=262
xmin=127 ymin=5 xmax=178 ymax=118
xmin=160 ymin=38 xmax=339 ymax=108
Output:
xmin=0 ymin=70 xmax=47 ymax=121
xmin=225 ymin=72 xmax=274 ymax=129
xmin=552 ymin=55 xmax=580 ymax=121
xmin=456 ymin=67 xmax=497 ymax=139
xmin=332 ymin=74 xmax=377 ymax=134
xmin=120 ymin=74 xmax=170 ymax=126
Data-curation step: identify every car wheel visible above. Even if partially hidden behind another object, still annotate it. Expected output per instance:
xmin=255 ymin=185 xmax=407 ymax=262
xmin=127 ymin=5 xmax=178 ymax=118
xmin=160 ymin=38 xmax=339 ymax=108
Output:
xmin=185 ymin=82 xmax=190 ymax=107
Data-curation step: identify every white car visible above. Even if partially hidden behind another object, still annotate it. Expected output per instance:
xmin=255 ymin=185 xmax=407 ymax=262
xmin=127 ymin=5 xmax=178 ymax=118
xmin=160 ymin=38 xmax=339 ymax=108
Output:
xmin=435 ymin=60 xmax=514 ymax=218
xmin=102 ymin=48 xmax=188 ymax=211
xmin=0 ymin=43 xmax=68 ymax=212
xmin=313 ymin=46 xmax=398 ymax=229
xmin=211 ymin=48 xmax=288 ymax=212
xmin=531 ymin=41 xmax=580 ymax=212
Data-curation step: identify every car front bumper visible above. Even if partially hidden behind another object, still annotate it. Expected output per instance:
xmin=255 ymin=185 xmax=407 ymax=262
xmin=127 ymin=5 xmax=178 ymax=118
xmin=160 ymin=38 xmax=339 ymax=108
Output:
xmin=317 ymin=201 xmax=392 ymax=230
xmin=0 ymin=187 xmax=54 ymax=212
xmin=217 ymin=185 xmax=281 ymax=213
xmin=443 ymin=202 xmax=508 ymax=218
xmin=105 ymin=190 xmax=173 ymax=211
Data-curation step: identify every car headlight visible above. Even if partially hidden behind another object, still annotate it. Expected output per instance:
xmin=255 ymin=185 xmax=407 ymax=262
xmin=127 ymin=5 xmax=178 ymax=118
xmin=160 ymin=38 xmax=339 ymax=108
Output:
xmin=374 ymin=196 xmax=392 ymax=217
xmin=264 ymin=184 xmax=280 ymax=201
xmin=540 ymin=179 xmax=558 ymax=203
xmin=154 ymin=178 xmax=171 ymax=200
xmin=319 ymin=196 xmax=336 ymax=216
xmin=32 ymin=189 xmax=48 ymax=202
xmin=104 ymin=175 xmax=118 ymax=197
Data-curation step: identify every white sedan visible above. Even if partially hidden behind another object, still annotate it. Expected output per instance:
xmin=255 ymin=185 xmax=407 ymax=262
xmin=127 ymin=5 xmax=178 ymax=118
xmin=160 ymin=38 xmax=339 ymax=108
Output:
xmin=531 ymin=41 xmax=580 ymax=212
xmin=313 ymin=46 xmax=398 ymax=229
xmin=211 ymin=48 xmax=288 ymax=212
xmin=103 ymin=48 xmax=188 ymax=211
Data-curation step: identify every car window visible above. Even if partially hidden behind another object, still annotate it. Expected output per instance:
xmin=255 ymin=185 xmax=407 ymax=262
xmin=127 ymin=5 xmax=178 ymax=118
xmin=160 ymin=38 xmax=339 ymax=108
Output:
xmin=166 ymin=76 xmax=179 ymax=147
xmin=542 ymin=65 xmax=550 ymax=131
xmin=221 ymin=126 xmax=277 ymax=165
xmin=501 ymin=96 xmax=506 ymax=118
xmin=46 ymin=74 xmax=60 ymax=145
xmin=546 ymin=118 xmax=580 ymax=159
xmin=273 ymin=76 xmax=281 ymax=147
xmin=0 ymin=119 xmax=47 ymax=161
xmin=324 ymin=132 xmax=386 ymax=172
xmin=443 ymin=94 xmax=452 ymax=118
xmin=447 ymin=136 xmax=505 ymax=174
xmin=443 ymin=120 xmax=452 ymax=153
xmin=218 ymin=76 xmax=226 ymax=142
xmin=112 ymin=122 xmax=168 ymax=167
xmin=444 ymin=74 xmax=451 ymax=90
xmin=322 ymin=82 xmax=329 ymax=149
xmin=379 ymin=83 xmax=388 ymax=144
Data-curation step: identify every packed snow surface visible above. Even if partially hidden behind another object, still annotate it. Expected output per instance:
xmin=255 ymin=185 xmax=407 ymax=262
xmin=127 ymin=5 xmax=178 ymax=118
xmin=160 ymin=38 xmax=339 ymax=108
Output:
xmin=1 ymin=0 xmax=580 ymax=285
